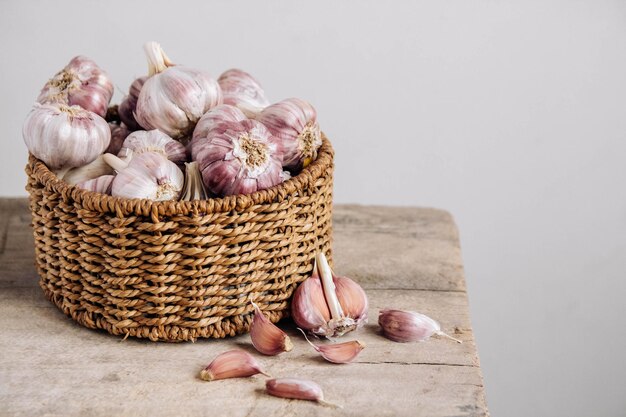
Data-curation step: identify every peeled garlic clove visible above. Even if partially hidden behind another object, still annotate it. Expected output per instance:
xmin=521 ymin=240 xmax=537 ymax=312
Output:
xmin=23 ymin=103 xmax=111 ymax=170
xmin=110 ymin=152 xmax=184 ymax=201
xmin=250 ymin=301 xmax=293 ymax=356
xmin=298 ymin=329 xmax=364 ymax=364
xmin=118 ymin=76 xmax=147 ymax=131
xmin=378 ymin=309 xmax=462 ymax=343
xmin=119 ymin=129 xmax=186 ymax=164
xmin=76 ymin=174 xmax=114 ymax=194
xmin=135 ymin=41 xmax=222 ymax=139
xmin=62 ymin=154 xmax=114 ymax=185
xmin=191 ymin=104 xmax=247 ymax=143
xmin=192 ymin=119 xmax=283 ymax=196
xmin=106 ymin=122 xmax=131 ymax=155
xmin=37 ymin=56 xmax=113 ymax=117
xmin=200 ymin=349 xmax=269 ymax=382
xmin=180 ymin=161 xmax=209 ymax=201
xmin=218 ymin=69 xmax=270 ymax=118
xmin=257 ymin=98 xmax=322 ymax=173
xmin=266 ymin=378 xmax=338 ymax=407
xmin=292 ymin=253 xmax=368 ymax=338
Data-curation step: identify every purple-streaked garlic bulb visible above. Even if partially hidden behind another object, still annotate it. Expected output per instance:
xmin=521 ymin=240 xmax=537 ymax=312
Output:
xmin=135 ymin=41 xmax=222 ymax=139
xmin=257 ymin=98 xmax=322 ymax=173
xmin=191 ymin=104 xmax=247 ymax=142
xmin=192 ymin=119 xmax=283 ymax=196
xmin=218 ymin=69 xmax=270 ymax=118
xmin=106 ymin=122 xmax=131 ymax=155
xmin=119 ymin=129 xmax=186 ymax=164
xmin=118 ymin=76 xmax=147 ymax=131
xmin=108 ymin=152 xmax=184 ymax=201
xmin=37 ymin=56 xmax=113 ymax=117
xmin=76 ymin=174 xmax=114 ymax=194
xmin=22 ymin=103 xmax=110 ymax=170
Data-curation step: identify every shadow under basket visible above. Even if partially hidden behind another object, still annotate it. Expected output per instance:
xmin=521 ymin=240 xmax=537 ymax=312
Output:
xmin=25 ymin=137 xmax=334 ymax=342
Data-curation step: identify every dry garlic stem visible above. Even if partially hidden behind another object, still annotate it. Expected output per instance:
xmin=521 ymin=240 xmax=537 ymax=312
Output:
xmin=378 ymin=309 xmax=462 ymax=343
xmin=265 ymin=378 xmax=339 ymax=408
xmin=297 ymin=328 xmax=364 ymax=364
xmin=179 ymin=162 xmax=209 ymax=201
xmin=200 ymin=349 xmax=269 ymax=381
xmin=250 ymin=301 xmax=293 ymax=356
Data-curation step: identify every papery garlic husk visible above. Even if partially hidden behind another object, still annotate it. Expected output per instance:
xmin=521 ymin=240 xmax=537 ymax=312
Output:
xmin=298 ymin=328 xmax=364 ymax=364
xmin=200 ymin=349 xmax=269 ymax=382
xmin=180 ymin=161 xmax=209 ymax=201
xmin=109 ymin=152 xmax=184 ymax=201
xmin=135 ymin=41 xmax=222 ymax=139
xmin=23 ymin=103 xmax=111 ymax=170
xmin=37 ymin=56 xmax=113 ymax=117
xmin=192 ymin=119 xmax=283 ymax=196
xmin=281 ymin=170 xmax=291 ymax=181
xmin=218 ymin=69 xmax=270 ymax=118
xmin=378 ymin=309 xmax=462 ymax=343
xmin=250 ymin=301 xmax=293 ymax=356
xmin=191 ymin=104 xmax=247 ymax=143
xmin=266 ymin=378 xmax=338 ymax=407
xmin=291 ymin=252 xmax=368 ymax=338
xmin=106 ymin=122 xmax=131 ymax=155
xmin=256 ymin=98 xmax=322 ymax=173
xmin=118 ymin=76 xmax=147 ymax=131
xmin=76 ymin=174 xmax=114 ymax=194
xmin=119 ymin=129 xmax=186 ymax=164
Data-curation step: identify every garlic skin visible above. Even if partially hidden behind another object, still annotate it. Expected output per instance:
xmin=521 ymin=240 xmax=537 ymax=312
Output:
xmin=192 ymin=119 xmax=283 ymax=197
xmin=200 ymin=349 xmax=269 ymax=382
xmin=106 ymin=122 xmax=131 ymax=155
xmin=135 ymin=41 xmax=222 ymax=139
xmin=266 ymin=378 xmax=337 ymax=407
xmin=191 ymin=104 xmax=247 ymax=143
xmin=23 ymin=103 xmax=111 ymax=170
xmin=250 ymin=302 xmax=293 ymax=356
xmin=298 ymin=329 xmax=364 ymax=364
xmin=118 ymin=76 xmax=147 ymax=131
xmin=37 ymin=56 xmax=113 ymax=117
xmin=218 ymin=69 xmax=270 ymax=118
xmin=180 ymin=162 xmax=209 ymax=201
xmin=110 ymin=152 xmax=184 ymax=201
xmin=257 ymin=98 xmax=322 ymax=172
xmin=292 ymin=253 xmax=368 ymax=338
xmin=76 ymin=175 xmax=114 ymax=194
xmin=378 ymin=309 xmax=462 ymax=343
xmin=119 ymin=129 xmax=186 ymax=164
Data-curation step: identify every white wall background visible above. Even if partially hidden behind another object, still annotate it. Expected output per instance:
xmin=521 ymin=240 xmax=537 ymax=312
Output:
xmin=1 ymin=1 xmax=625 ymax=415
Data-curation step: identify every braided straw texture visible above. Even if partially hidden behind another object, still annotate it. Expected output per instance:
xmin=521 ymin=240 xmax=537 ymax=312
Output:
xmin=25 ymin=137 xmax=334 ymax=342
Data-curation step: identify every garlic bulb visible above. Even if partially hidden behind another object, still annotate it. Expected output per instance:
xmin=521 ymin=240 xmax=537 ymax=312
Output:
xmin=291 ymin=252 xmax=368 ymax=338
xmin=76 ymin=175 xmax=114 ymax=194
xmin=37 ymin=56 xmax=113 ymax=117
xmin=179 ymin=162 xmax=209 ymax=201
xmin=257 ymin=98 xmax=322 ymax=172
xmin=119 ymin=129 xmax=186 ymax=164
xmin=135 ymin=41 xmax=222 ymax=139
xmin=250 ymin=301 xmax=293 ymax=356
xmin=378 ymin=309 xmax=462 ymax=343
xmin=192 ymin=119 xmax=283 ymax=196
xmin=106 ymin=122 xmax=131 ymax=155
xmin=200 ymin=350 xmax=269 ymax=382
xmin=218 ymin=69 xmax=270 ymax=118
xmin=191 ymin=104 xmax=247 ymax=142
xmin=23 ymin=103 xmax=111 ymax=170
xmin=109 ymin=152 xmax=184 ymax=201
xmin=118 ymin=76 xmax=147 ymax=131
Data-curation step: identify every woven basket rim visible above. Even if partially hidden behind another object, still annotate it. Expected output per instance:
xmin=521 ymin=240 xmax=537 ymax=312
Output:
xmin=27 ymin=134 xmax=334 ymax=218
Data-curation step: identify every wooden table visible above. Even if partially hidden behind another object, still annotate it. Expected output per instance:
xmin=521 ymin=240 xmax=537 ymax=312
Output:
xmin=0 ymin=199 xmax=489 ymax=417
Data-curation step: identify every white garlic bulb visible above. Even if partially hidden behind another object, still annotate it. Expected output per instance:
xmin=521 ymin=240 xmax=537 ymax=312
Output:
xmin=37 ymin=56 xmax=113 ymax=117
xmin=191 ymin=119 xmax=283 ymax=196
xmin=118 ymin=76 xmax=147 ymax=131
xmin=76 ymin=174 xmax=114 ymax=194
xmin=23 ymin=103 xmax=111 ymax=170
xmin=191 ymin=104 xmax=247 ymax=143
xmin=119 ymin=129 xmax=186 ymax=164
xmin=257 ymin=98 xmax=322 ymax=173
xmin=135 ymin=41 xmax=222 ymax=139
xmin=110 ymin=152 xmax=184 ymax=201
xmin=218 ymin=69 xmax=270 ymax=118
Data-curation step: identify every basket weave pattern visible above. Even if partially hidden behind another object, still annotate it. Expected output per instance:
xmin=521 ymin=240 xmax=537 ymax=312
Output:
xmin=25 ymin=138 xmax=334 ymax=341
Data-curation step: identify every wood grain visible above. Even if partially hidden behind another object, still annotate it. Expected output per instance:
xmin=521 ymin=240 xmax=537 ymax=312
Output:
xmin=0 ymin=199 xmax=488 ymax=417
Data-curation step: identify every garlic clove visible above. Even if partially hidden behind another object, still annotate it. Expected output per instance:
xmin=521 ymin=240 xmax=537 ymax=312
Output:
xmin=200 ymin=349 xmax=269 ymax=382
xmin=180 ymin=161 xmax=209 ymax=201
xmin=76 ymin=175 xmax=114 ymax=194
xmin=118 ymin=76 xmax=147 ymax=131
xmin=298 ymin=328 xmax=365 ymax=364
xmin=250 ymin=301 xmax=293 ymax=356
xmin=291 ymin=260 xmax=332 ymax=335
xmin=119 ymin=129 xmax=186 ymax=164
xmin=218 ymin=69 xmax=270 ymax=118
xmin=378 ymin=309 xmax=462 ymax=344
xmin=265 ymin=378 xmax=339 ymax=407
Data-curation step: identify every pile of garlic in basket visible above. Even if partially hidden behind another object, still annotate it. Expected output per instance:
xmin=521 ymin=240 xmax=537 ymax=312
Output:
xmin=22 ymin=41 xmax=322 ymax=200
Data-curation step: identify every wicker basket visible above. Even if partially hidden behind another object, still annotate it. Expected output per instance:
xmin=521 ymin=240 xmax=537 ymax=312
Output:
xmin=25 ymin=137 xmax=334 ymax=342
